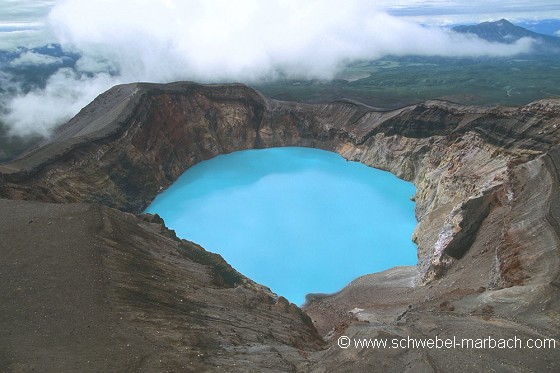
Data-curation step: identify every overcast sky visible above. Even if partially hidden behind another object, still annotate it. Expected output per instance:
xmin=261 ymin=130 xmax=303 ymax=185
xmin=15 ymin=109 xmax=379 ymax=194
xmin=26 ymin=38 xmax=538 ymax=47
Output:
xmin=2 ymin=1 xmax=560 ymax=38
xmin=1 ymin=0 xmax=559 ymax=48
xmin=1 ymin=0 xmax=559 ymax=136
xmin=380 ymin=0 xmax=560 ymax=22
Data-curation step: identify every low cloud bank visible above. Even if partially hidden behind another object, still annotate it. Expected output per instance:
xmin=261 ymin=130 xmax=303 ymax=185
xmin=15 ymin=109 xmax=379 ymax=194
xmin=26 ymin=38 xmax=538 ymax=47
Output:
xmin=9 ymin=51 xmax=63 ymax=67
xmin=2 ymin=0 xmax=535 ymax=136
xmin=2 ymin=69 xmax=114 ymax=136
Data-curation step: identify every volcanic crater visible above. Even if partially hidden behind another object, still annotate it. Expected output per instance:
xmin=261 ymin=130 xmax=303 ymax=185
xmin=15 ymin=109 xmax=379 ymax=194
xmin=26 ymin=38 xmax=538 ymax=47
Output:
xmin=1 ymin=82 xmax=559 ymax=372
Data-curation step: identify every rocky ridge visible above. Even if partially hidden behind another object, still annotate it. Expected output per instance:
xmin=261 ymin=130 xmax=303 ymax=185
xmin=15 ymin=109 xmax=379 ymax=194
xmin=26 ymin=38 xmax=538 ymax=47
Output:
xmin=1 ymin=82 xmax=559 ymax=371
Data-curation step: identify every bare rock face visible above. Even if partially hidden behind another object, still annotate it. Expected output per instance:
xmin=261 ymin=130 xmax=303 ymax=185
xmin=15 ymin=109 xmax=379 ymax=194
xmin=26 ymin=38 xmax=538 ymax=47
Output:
xmin=0 ymin=199 xmax=324 ymax=372
xmin=1 ymin=82 xmax=559 ymax=371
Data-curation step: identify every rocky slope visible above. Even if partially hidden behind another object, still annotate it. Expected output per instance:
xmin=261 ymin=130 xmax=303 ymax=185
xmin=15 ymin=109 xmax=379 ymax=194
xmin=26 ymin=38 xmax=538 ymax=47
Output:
xmin=0 ymin=199 xmax=323 ymax=372
xmin=1 ymin=82 xmax=559 ymax=371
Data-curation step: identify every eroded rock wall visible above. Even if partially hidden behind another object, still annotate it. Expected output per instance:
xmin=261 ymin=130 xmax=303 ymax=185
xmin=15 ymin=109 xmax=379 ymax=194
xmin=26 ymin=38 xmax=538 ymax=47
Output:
xmin=1 ymin=82 xmax=559 ymax=371
xmin=1 ymin=82 xmax=559 ymax=287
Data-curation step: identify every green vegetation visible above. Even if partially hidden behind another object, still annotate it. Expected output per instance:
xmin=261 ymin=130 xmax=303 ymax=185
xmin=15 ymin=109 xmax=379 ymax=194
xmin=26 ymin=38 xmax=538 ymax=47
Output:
xmin=253 ymin=55 xmax=560 ymax=109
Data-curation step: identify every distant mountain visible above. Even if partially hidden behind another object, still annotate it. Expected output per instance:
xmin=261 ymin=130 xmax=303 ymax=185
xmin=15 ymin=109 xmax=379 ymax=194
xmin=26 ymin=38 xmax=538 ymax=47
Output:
xmin=453 ymin=19 xmax=560 ymax=54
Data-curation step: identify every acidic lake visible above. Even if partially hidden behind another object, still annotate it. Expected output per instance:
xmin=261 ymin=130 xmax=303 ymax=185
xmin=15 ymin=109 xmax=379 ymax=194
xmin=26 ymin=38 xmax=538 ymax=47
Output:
xmin=145 ymin=147 xmax=417 ymax=305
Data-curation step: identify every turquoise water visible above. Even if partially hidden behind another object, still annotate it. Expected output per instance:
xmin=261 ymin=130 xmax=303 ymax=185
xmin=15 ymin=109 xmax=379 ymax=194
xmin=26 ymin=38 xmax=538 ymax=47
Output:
xmin=145 ymin=147 xmax=417 ymax=305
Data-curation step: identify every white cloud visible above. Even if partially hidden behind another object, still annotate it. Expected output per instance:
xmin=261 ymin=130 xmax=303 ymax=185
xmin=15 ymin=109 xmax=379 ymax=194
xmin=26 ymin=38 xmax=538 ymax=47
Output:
xmin=0 ymin=29 xmax=56 ymax=50
xmin=1 ymin=0 xmax=539 ymax=136
xmin=3 ymin=68 xmax=116 ymax=136
xmin=47 ymin=0 xmax=534 ymax=81
xmin=0 ymin=0 xmax=55 ymax=24
xmin=0 ymin=0 xmax=56 ymax=50
xmin=9 ymin=51 xmax=63 ymax=67
xmin=74 ymin=55 xmax=117 ymax=74
xmin=375 ymin=0 xmax=560 ymax=25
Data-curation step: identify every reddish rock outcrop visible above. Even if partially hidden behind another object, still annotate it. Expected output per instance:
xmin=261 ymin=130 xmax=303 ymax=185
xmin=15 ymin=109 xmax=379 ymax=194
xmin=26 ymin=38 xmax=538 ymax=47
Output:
xmin=1 ymin=82 xmax=559 ymax=371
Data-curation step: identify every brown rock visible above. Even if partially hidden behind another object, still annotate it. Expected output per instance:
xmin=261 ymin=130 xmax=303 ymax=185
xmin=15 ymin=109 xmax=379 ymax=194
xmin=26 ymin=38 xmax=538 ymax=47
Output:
xmin=1 ymin=82 xmax=559 ymax=371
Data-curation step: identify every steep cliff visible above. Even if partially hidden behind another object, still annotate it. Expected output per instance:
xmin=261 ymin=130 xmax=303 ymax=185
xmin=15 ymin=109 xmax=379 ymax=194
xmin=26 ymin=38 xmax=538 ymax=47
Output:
xmin=0 ymin=199 xmax=324 ymax=372
xmin=1 ymin=82 xmax=559 ymax=371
